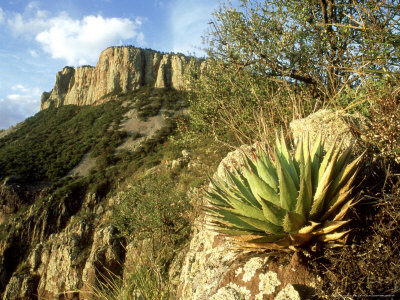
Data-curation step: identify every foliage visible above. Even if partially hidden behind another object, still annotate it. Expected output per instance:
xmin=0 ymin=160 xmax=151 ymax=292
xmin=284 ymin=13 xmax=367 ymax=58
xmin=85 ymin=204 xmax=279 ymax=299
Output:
xmin=189 ymin=0 xmax=400 ymax=145
xmin=112 ymin=171 xmax=191 ymax=244
xmin=131 ymin=87 xmax=188 ymax=121
xmin=206 ymin=0 xmax=400 ymax=99
xmin=0 ymin=101 xmax=128 ymax=182
xmin=205 ymin=132 xmax=362 ymax=250
xmin=189 ymin=59 xmax=315 ymax=145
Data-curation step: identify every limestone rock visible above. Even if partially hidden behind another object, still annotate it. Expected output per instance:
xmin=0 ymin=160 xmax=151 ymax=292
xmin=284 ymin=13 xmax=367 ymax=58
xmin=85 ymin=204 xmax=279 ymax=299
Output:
xmin=290 ymin=109 xmax=365 ymax=152
xmin=2 ymin=274 xmax=39 ymax=300
xmin=41 ymin=46 xmax=201 ymax=109
xmin=80 ymin=225 xmax=126 ymax=296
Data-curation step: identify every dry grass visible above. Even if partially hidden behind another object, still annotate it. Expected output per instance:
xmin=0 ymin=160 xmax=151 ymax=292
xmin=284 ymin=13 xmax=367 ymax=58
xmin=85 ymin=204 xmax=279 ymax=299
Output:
xmin=311 ymin=169 xmax=400 ymax=299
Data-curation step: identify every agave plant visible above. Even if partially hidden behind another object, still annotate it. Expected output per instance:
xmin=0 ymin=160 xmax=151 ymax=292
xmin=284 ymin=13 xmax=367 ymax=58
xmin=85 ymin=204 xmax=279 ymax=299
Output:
xmin=205 ymin=132 xmax=363 ymax=250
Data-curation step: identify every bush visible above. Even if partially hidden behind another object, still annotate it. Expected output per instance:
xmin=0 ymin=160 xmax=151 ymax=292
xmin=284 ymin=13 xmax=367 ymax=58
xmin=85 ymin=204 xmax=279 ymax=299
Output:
xmin=112 ymin=171 xmax=191 ymax=243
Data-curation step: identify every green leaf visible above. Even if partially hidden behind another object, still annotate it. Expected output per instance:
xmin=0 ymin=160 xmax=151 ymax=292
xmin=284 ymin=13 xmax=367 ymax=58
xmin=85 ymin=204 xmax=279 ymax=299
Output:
xmin=237 ymin=215 xmax=283 ymax=234
xmin=208 ymin=208 xmax=263 ymax=232
xmin=243 ymin=167 xmax=280 ymax=206
xmin=226 ymin=169 xmax=261 ymax=209
xmin=277 ymin=131 xmax=300 ymax=189
xmin=278 ymin=163 xmax=298 ymax=211
xmin=310 ymin=133 xmax=323 ymax=193
xmin=295 ymin=149 xmax=312 ymax=218
xmin=283 ymin=211 xmax=306 ymax=233
xmin=257 ymin=145 xmax=278 ymax=182
xmin=259 ymin=198 xmax=286 ymax=226
xmin=221 ymin=193 xmax=266 ymax=221
xmin=317 ymin=138 xmax=337 ymax=185
xmin=255 ymin=158 xmax=279 ymax=191
xmin=204 ymin=190 xmax=230 ymax=207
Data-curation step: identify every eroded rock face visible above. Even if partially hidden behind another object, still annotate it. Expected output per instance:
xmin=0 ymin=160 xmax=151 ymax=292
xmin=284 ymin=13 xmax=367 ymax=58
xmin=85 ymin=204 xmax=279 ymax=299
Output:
xmin=41 ymin=46 xmax=201 ymax=109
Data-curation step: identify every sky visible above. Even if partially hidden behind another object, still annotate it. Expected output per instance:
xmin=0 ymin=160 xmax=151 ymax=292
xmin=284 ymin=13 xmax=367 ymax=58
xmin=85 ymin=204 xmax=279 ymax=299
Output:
xmin=0 ymin=0 xmax=219 ymax=130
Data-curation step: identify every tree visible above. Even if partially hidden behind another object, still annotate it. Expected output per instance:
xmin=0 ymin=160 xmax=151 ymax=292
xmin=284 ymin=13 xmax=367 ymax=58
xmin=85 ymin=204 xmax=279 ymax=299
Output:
xmin=207 ymin=0 xmax=399 ymax=98
xmin=190 ymin=0 xmax=400 ymax=145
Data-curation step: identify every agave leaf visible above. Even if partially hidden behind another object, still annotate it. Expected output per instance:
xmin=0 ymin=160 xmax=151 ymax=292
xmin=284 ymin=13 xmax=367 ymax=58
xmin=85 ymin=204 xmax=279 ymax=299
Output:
xmin=257 ymin=145 xmax=277 ymax=174
xmin=298 ymin=221 xmax=320 ymax=234
xmin=259 ymin=198 xmax=286 ymax=226
xmin=318 ymin=230 xmax=350 ymax=242
xmin=310 ymin=133 xmax=323 ymax=192
xmin=295 ymin=147 xmax=312 ymax=218
xmin=243 ymin=168 xmax=280 ymax=206
xmin=208 ymin=175 xmax=230 ymax=195
xmin=225 ymin=170 xmax=261 ymax=209
xmin=220 ymin=194 xmax=266 ymax=221
xmin=289 ymin=232 xmax=313 ymax=246
xmin=313 ymin=220 xmax=349 ymax=235
xmin=204 ymin=190 xmax=230 ymax=207
xmin=325 ymin=153 xmax=363 ymax=204
xmin=243 ymin=153 xmax=258 ymax=175
xmin=294 ymin=136 xmax=303 ymax=175
xmin=255 ymin=158 xmax=279 ymax=191
xmin=317 ymin=138 xmax=337 ymax=185
xmin=277 ymin=131 xmax=300 ymax=189
xmin=237 ymin=214 xmax=283 ymax=234
xmin=215 ymin=228 xmax=264 ymax=236
xmin=283 ymin=211 xmax=306 ymax=233
xmin=331 ymin=145 xmax=353 ymax=176
xmin=279 ymin=163 xmax=298 ymax=211
xmin=309 ymin=183 xmax=331 ymax=220
xmin=333 ymin=199 xmax=354 ymax=221
xmin=207 ymin=208 xmax=264 ymax=232
xmin=321 ymin=186 xmax=354 ymax=222
xmin=236 ymin=237 xmax=292 ymax=250
xmin=242 ymin=233 xmax=288 ymax=243
xmin=310 ymin=147 xmax=342 ymax=219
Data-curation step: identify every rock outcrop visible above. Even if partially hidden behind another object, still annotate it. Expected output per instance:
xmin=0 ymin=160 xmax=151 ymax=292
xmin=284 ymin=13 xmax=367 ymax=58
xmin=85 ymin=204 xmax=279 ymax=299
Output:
xmin=41 ymin=46 xmax=201 ymax=109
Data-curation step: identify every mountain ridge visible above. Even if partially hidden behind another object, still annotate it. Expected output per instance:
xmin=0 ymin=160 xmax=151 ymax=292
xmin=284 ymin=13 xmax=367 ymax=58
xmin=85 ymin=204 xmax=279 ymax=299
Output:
xmin=40 ymin=46 xmax=202 ymax=109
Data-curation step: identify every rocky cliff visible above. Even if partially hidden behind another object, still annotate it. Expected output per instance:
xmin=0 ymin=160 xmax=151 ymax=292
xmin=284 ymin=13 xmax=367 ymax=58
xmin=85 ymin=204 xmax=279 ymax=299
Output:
xmin=41 ymin=46 xmax=201 ymax=109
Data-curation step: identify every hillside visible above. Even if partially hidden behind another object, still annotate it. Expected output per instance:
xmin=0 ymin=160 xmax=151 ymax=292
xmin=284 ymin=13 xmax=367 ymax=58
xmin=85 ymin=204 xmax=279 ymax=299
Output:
xmin=0 ymin=53 xmax=231 ymax=298
xmin=1 ymin=24 xmax=399 ymax=299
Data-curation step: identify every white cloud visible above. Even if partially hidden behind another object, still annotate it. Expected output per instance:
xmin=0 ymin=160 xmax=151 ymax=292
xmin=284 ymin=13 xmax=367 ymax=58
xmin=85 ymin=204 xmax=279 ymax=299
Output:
xmin=7 ymin=4 xmax=145 ymax=65
xmin=169 ymin=0 xmax=218 ymax=55
xmin=11 ymin=84 xmax=30 ymax=93
xmin=0 ymin=86 xmax=41 ymax=129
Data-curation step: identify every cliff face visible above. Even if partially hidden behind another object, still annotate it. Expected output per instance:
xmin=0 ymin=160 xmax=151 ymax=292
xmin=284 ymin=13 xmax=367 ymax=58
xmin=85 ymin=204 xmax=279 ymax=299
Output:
xmin=41 ymin=46 xmax=200 ymax=109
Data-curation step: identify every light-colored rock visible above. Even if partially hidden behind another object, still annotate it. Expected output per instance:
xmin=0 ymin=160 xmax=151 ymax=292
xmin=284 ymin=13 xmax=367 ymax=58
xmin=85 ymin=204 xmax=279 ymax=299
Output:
xmin=290 ymin=109 xmax=365 ymax=151
xmin=275 ymin=284 xmax=301 ymax=300
xmin=36 ymin=220 xmax=91 ymax=299
xmin=2 ymin=274 xmax=38 ymax=300
xmin=81 ymin=225 xmax=125 ymax=296
xmin=41 ymin=46 xmax=200 ymax=109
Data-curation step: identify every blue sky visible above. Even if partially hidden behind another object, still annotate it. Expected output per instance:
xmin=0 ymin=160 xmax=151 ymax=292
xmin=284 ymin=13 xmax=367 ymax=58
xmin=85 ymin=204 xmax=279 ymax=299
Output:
xmin=0 ymin=0 xmax=219 ymax=129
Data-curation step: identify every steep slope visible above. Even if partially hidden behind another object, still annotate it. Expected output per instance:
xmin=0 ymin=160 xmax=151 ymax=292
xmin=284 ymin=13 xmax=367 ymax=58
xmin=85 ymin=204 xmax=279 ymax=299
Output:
xmin=0 ymin=86 xmax=198 ymax=299
xmin=0 ymin=43 xmax=208 ymax=298
xmin=41 ymin=46 xmax=201 ymax=109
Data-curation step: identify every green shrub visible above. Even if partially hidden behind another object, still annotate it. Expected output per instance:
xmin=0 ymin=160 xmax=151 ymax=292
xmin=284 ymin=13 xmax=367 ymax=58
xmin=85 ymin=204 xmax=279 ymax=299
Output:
xmin=0 ymin=101 xmax=129 ymax=182
xmin=112 ymin=171 xmax=191 ymax=243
